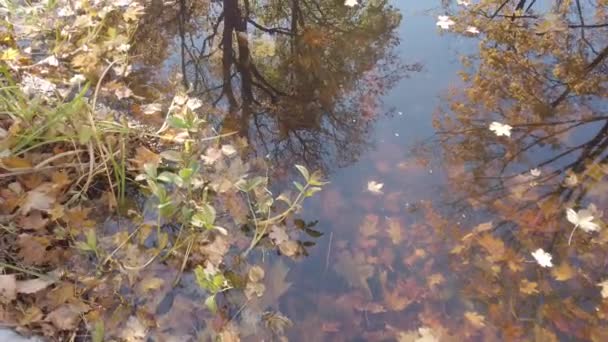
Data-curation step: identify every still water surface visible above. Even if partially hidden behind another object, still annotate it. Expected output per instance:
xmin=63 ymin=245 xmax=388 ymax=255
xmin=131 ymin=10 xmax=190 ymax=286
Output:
xmin=129 ymin=0 xmax=608 ymax=340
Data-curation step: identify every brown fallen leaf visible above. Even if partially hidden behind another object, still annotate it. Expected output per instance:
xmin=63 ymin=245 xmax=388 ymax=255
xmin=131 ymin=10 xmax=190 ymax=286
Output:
xmin=120 ymin=316 xmax=147 ymax=342
xmin=0 ymin=156 xmax=32 ymax=169
xmin=465 ymin=311 xmax=486 ymax=329
xmin=360 ymin=214 xmax=379 ymax=238
xmin=259 ymin=260 xmax=291 ymax=309
xmin=45 ymin=303 xmax=89 ymax=330
xmin=334 ymin=250 xmax=374 ymax=298
xmin=552 ymin=262 xmax=575 ymax=282
xmin=386 ymin=217 xmax=403 ymax=244
xmin=278 ymin=240 xmax=299 ymax=257
xmin=16 ymin=277 xmax=56 ymax=294
xmin=0 ymin=274 xmax=17 ymax=302
xmin=20 ymin=183 xmax=56 ymax=215
xmin=519 ymin=279 xmax=539 ymax=295
xmin=17 ymin=234 xmax=49 ymax=265
xmin=17 ymin=211 xmax=49 ymax=230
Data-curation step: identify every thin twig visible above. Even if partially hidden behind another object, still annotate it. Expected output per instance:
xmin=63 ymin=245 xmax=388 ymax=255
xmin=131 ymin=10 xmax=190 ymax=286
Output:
xmin=324 ymin=231 xmax=333 ymax=273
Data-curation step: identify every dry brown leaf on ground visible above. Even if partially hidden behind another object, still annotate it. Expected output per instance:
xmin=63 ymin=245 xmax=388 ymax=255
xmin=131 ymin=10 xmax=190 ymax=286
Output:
xmin=17 ymin=234 xmax=49 ymax=266
xmin=45 ymin=303 xmax=89 ymax=330
xmin=20 ymin=184 xmax=56 ymax=215
xmin=0 ymin=274 xmax=17 ymax=302
xmin=16 ymin=277 xmax=56 ymax=294
xmin=17 ymin=211 xmax=49 ymax=231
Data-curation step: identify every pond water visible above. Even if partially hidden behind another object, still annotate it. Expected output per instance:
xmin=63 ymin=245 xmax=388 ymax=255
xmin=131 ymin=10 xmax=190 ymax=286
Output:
xmin=124 ymin=0 xmax=608 ymax=340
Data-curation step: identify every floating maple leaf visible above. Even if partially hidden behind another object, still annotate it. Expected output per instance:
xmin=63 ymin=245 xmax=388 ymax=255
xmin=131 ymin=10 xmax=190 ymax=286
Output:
xmin=489 ymin=121 xmax=512 ymax=137
xmin=436 ymin=16 xmax=455 ymax=30
xmin=566 ymin=206 xmax=601 ymax=245
xmin=344 ymin=0 xmax=358 ymax=7
xmin=465 ymin=26 xmax=480 ymax=34
xmin=597 ymin=280 xmax=608 ymax=298
xmin=457 ymin=0 xmax=471 ymax=6
xmin=186 ymin=97 xmax=203 ymax=111
xmin=531 ymin=248 xmax=553 ymax=268
xmin=367 ymin=181 xmax=384 ymax=194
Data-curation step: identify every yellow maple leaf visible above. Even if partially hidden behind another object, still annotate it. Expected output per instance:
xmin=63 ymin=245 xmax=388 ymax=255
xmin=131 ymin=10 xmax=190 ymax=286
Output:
xmin=519 ymin=279 xmax=539 ymax=295
xmin=552 ymin=263 xmax=575 ymax=281
xmin=1 ymin=48 xmax=20 ymax=61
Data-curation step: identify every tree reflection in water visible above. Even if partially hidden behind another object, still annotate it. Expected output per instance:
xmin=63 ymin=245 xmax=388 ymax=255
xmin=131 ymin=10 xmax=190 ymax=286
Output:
xmin=431 ymin=0 xmax=608 ymax=340
xmin=131 ymin=0 xmax=417 ymax=174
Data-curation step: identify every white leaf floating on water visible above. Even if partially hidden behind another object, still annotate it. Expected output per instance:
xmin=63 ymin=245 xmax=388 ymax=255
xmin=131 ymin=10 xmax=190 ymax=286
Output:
xmin=531 ymin=248 xmax=553 ymax=268
xmin=489 ymin=121 xmax=512 ymax=137
xmin=598 ymin=280 xmax=608 ymax=298
xmin=465 ymin=26 xmax=480 ymax=34
xmin=530 ymin=168 xmax=541 ymax=177
xmin=567 ymin=206 xmax=601 ymax=245
xmin=457 ymin=0 xmax=472 ymax=6
xmin=344 ymin=0 xmax=358 ymax=7
xmin=367 ymin=181 xmax=384 ymax=194
xmin=566 ymin=207 xmax=600 ymax=233
xmin=436 ymin=16 xmax=455 ymax=30
xmin=186 ymin=97 xmax=203 ymax=111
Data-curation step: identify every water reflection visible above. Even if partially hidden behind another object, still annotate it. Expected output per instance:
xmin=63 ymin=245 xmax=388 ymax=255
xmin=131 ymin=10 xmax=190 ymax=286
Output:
xmin=430 ymin=0 xmax=608 ymax=340
xmin=126 ymin=0 xmax=608 ymax=340
xmin=132 ymin=0 xmax=415 ymax=174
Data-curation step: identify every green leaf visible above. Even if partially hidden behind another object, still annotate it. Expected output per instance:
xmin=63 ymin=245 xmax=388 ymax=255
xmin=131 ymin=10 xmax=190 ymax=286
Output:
xmin=91 ymin=321 xmax=104 ymax=342
xmin=178 ymin=168 xmax=194 ymax=181
xmin=78 ymin=125 xmax=93 ymax=144
xmin=204 ymin=295 xmax=217 ymax=314
xmin=168 ymin=116 xmax=189 ymax=129
xmin=85 ymin=229 xmax=97 ymax=250
xmin=143 ymin=163 xmax=157 ymax=178
xmin=294 ymin=219 xmax=306 ymax=229
xmin=276 ymin=193 xmax=292 ymax=205
xmin=160 ymin=150 xmax=182 ymax=162
xmin=194 ymin=265 xmax=206 ymax=287
xmin=304 ymin=228 xmax=324 ymax=238
xmin=191 ymin=204 xmax=216 ymax=229
xmin=305 ymin=186 xmax=322 ymax=197
xmin=293 ymin=181 xmax=304 ymax=193
xmin=295 ymin=164 xmax=310 ymax=181
xmin=157 ymin=171 xmax=179 ymax=184
xmin=308 ymin=171 xmax=328 ymax=186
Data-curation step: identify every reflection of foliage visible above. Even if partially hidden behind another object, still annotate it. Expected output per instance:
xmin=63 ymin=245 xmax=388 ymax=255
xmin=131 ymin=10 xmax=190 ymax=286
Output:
xmin=132 ymin=0 xmax=413 ymax=173
xmin=430 ymin=0 xmax=608 ymax=340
